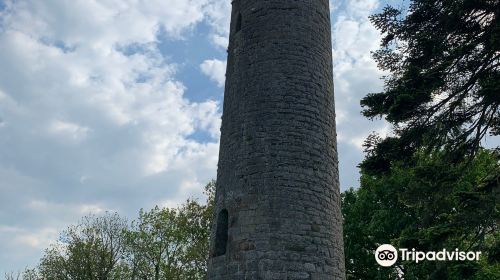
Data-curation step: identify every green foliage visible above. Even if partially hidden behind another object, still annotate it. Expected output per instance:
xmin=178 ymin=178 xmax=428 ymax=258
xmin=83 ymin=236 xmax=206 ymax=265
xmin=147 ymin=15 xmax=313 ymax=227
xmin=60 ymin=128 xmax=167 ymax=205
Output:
xmin=361 ymin=0 xmax=500 ymax=173
xmin=123 ymin=191 xmax=213 ymax=280
xmin=124 ymin=206 xmax=183 ymax=280
xmin=352 ymin=1 xmax=500 ymax=278
xmin=38 ymin=212 xmax=128 ymax=280
xmin=16 ymin=181 xmax=215 ymax=280
xmin=343 ymin=150 xmax=499 ymax=279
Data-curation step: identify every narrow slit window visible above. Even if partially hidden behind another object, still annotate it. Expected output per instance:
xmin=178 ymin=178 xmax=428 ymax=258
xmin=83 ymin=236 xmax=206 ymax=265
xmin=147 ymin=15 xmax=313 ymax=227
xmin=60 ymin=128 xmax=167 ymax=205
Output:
xmin=235 ymin=13 xmax=242 ymax=33
xmin=214 ymin=209 xmax=229 ymax=257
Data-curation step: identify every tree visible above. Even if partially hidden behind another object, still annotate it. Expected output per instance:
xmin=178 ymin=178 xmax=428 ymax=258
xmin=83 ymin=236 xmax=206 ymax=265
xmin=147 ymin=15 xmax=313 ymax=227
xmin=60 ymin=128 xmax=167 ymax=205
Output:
xmin=4 ymin=269 xmax=38 ymax=280
xmin=175 ymin=185 xmax=214 ymax=279
xmin=38 ymin=212 xmax=128 ymax=280
xmin=126 ymin=181 xmax=215 ymax=280
xmin=342 ymin=187 xmax=405 ymax=280
xmin=361 ymin=0 xmax=500 ymax=173
xmin=12 ymin=181 xmax=216 ymax=280
xmin=4 ymin=271 xmax=21 ymax=280
xmin=123 ymin=180 xmax=215 ymax=280
xmin=20 ymin=268 xmax=39 ymax=280
xmin=124 ymin=206 xmax=183 ymax=280
xmin=343 ymin=150 xmax=500 ymax=279
xmin=351 ymin=1 xmax=500 ymax=278
xmin=352 ymin=2 xmax=500 ymax=278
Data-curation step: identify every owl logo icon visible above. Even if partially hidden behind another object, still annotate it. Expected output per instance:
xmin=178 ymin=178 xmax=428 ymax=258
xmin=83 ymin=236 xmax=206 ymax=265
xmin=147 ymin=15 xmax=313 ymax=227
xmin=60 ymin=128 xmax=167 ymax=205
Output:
xmin=375 ymin=244 xmax=398 ymax=267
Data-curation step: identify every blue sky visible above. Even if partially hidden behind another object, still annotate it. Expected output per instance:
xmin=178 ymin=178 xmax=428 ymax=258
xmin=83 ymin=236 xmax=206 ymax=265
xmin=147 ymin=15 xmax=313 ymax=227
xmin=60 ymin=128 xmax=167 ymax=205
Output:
xmin=0 ymin=0 xmax=395 ymax=274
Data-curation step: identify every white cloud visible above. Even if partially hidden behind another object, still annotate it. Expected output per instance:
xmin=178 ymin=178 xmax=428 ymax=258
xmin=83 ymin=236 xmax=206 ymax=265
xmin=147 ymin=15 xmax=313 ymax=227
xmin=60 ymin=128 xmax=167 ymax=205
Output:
xmin=200 ymin=59 xmax=227 ymax=87
xmin=332 ymin=0 xmax=388 ymax=189
xmin=210 ymin=34 xmax=229 ymax=49
xmin=26 ymin=199 xmax=113 ymax=220
xmin=202 ymin=0 xmax=231 ymax=48
xmin=3 ymin=0 xmax=213 ymax=46
xmin=0 ymin=0 xmax=223 ymax=177
xmin=0 ymin=225 xmax=20 ymax=234
xmin=0 ymin=0 xmax=225 ymax=274
xmin=13 ymin=227 xmax=58 ymax=250
xmin=346 ymin=0 xmax=380 ymax=18
xmin=79 ymin=204 xmax=107 ymax=215
xmin=49 ymin=120 xmax=90 ymax=141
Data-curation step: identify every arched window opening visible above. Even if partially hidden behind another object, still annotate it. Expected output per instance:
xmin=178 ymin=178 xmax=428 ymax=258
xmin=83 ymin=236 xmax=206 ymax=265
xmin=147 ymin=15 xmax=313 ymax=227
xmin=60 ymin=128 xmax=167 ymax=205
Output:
xmin=214 ymin=209 xmax=229 ymax=257
xmin=235 ymin=13 xmax=242 ymax=33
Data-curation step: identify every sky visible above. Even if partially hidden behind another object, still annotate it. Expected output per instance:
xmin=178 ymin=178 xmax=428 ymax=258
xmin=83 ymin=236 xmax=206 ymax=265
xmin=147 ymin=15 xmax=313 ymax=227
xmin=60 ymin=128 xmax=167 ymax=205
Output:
xmin=0 ymin=0 xmax=396 ymax=274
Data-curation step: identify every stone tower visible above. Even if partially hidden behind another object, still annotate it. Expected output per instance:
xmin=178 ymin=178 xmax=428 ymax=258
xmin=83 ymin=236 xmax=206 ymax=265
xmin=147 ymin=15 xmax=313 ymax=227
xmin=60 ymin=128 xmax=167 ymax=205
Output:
xmin=207 ymin=0 xmax=345 ymax=279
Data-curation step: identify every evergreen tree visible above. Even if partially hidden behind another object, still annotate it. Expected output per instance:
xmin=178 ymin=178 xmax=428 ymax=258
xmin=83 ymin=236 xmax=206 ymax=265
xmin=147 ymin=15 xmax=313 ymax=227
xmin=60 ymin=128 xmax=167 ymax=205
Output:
xmin=347 ymin=2 xmax=500 ymax=277
xmin=361 ymin=0 xmax=500 ymax=173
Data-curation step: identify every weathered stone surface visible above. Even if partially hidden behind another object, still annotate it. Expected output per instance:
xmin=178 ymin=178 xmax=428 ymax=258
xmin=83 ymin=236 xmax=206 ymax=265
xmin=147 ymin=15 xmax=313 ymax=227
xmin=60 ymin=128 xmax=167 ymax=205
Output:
xmin=207 ymin=0 xmax=345 ymax=279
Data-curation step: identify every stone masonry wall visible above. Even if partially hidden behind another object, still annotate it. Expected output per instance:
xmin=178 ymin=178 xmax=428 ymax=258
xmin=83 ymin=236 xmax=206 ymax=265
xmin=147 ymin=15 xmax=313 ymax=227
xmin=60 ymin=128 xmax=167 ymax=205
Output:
xmin=207 ymin=1 xmax=345 ymax=279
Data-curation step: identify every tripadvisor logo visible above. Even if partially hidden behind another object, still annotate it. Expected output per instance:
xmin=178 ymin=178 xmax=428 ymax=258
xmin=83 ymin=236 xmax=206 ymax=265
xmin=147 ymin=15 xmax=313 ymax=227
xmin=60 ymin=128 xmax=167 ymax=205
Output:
xmin=375 ymin=244 xmax=398 ymax=267
xmin=375 ymin=244 xmax=482 ymax=267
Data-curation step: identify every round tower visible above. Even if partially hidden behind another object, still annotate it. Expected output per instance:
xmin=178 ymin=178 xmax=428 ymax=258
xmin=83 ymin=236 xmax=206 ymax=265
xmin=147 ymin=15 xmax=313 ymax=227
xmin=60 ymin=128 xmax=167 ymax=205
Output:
xmin=208 ymin=1 xmax=345 ymax=279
